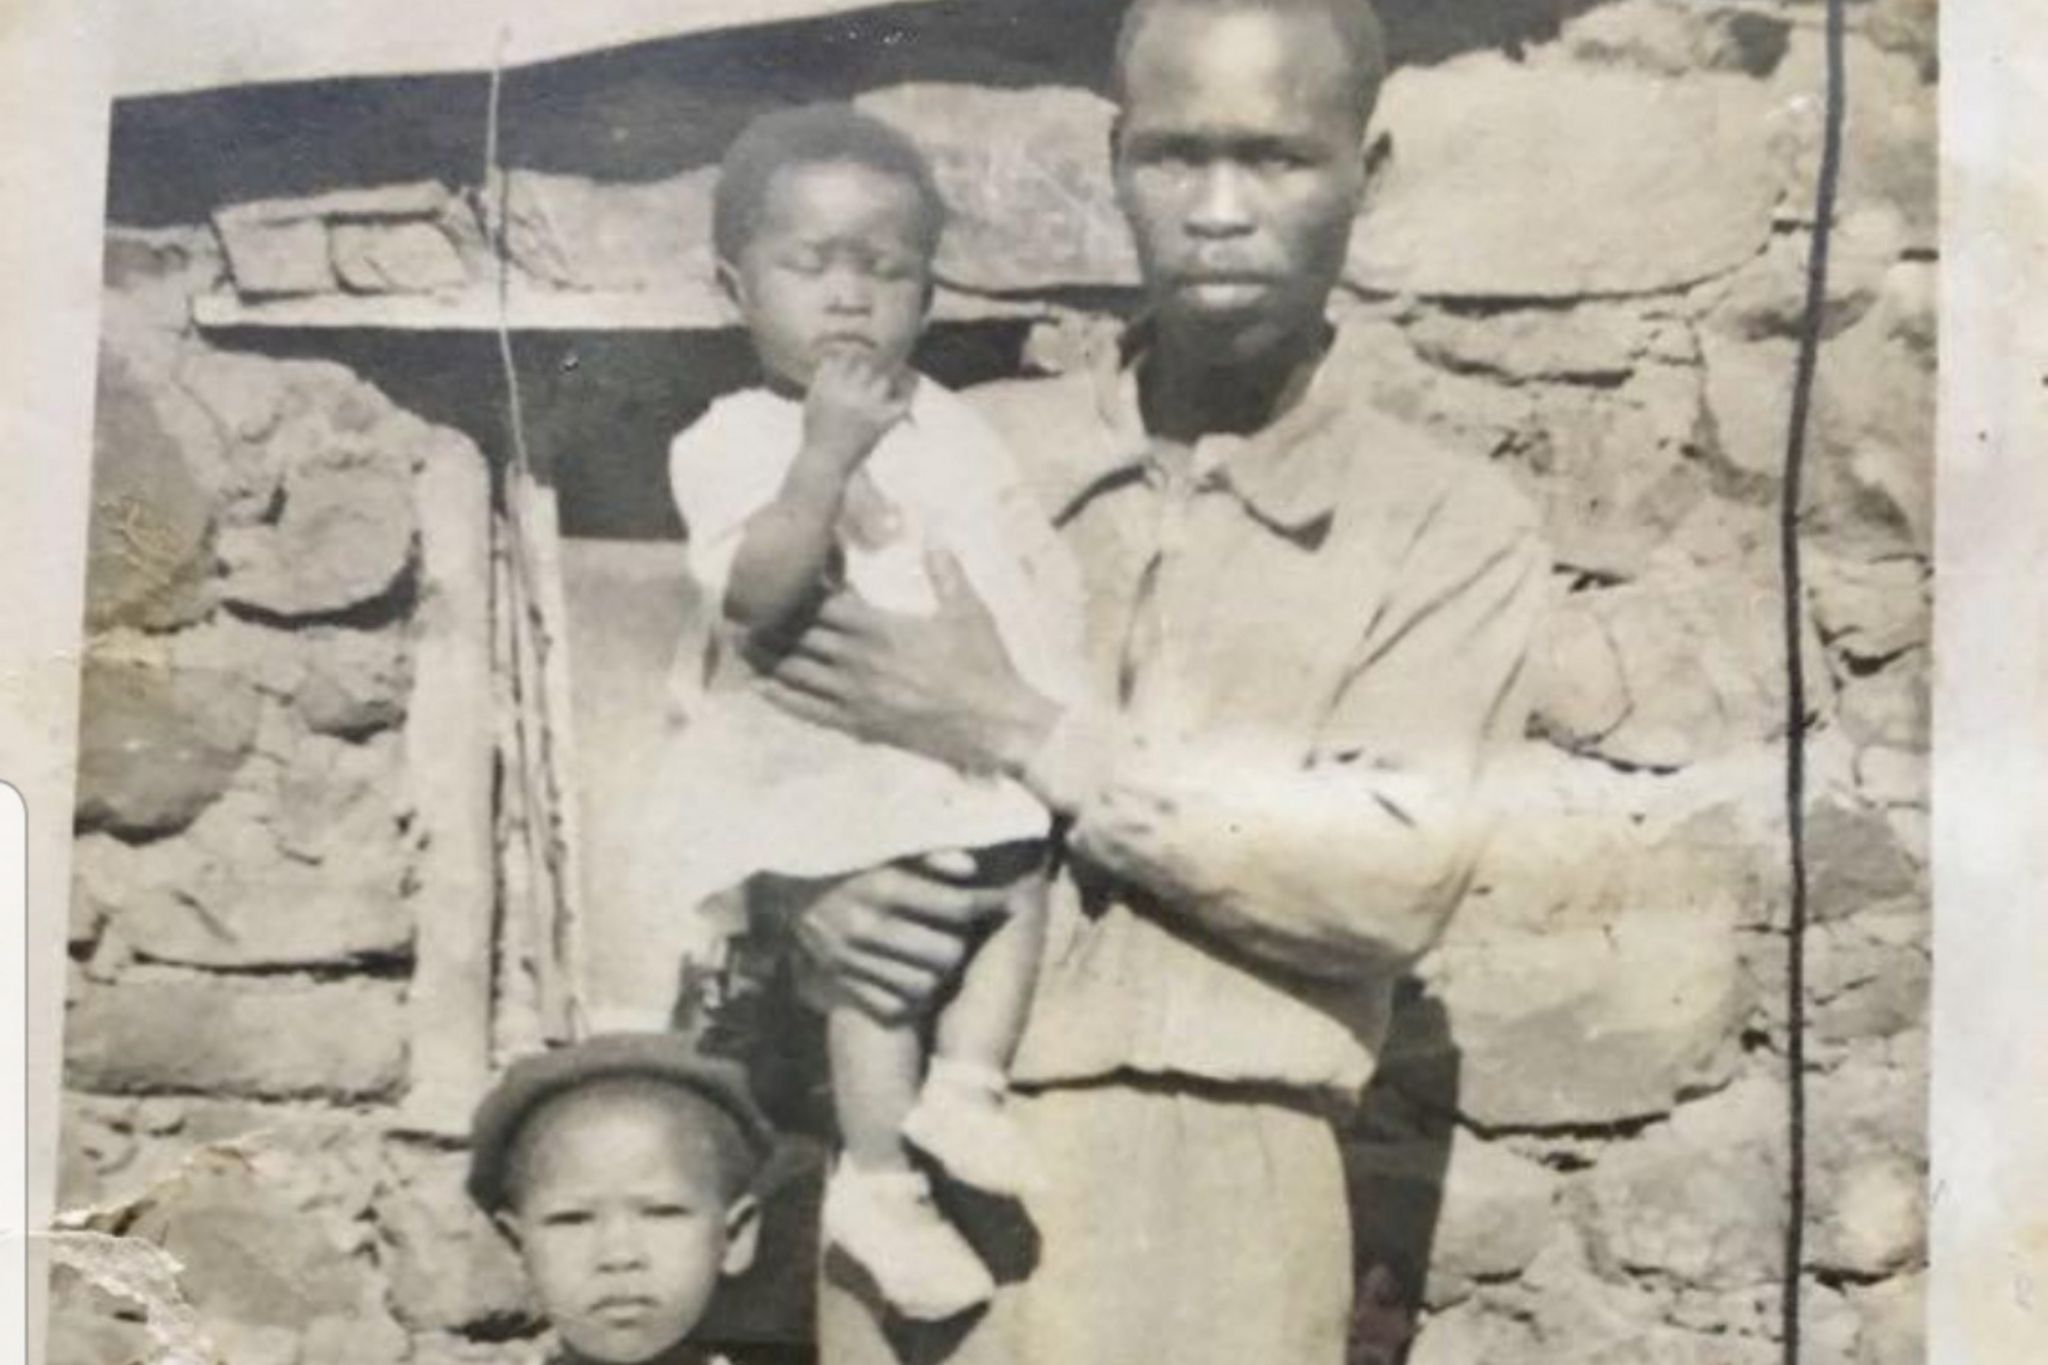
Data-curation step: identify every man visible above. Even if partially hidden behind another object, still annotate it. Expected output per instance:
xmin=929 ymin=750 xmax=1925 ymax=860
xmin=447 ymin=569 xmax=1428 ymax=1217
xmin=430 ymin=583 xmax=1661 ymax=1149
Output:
xmin=755 ymin=1 xmax=1550 ymax=1360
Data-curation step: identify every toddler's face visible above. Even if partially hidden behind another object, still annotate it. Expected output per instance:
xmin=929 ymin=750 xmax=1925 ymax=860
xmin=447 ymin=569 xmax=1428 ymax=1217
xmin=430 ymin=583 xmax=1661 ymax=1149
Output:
xmin=501 ymin=1088 xmax=755 ymax=1365
xmin=726 ymin=159 xmax=933 ymax=391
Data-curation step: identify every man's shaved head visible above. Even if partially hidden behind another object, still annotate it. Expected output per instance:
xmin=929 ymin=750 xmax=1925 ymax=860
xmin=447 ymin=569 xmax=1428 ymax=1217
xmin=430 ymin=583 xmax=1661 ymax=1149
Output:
xmin=1114 ymin=0 xmax=1389 ymax=129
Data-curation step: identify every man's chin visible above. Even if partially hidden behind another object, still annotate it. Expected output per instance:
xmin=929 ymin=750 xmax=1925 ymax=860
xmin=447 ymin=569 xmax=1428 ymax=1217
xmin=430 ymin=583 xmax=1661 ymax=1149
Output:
xmin=1157 ymin=303 xmax=1307 ymax=365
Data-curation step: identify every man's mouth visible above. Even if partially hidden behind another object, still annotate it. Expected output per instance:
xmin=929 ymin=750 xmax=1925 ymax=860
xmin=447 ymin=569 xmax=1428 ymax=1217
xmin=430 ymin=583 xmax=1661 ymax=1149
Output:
xmin=815 ymin=333 xmax=877 ymax=352
xmin=1174 ymin=268 xmax=1278 ymax=305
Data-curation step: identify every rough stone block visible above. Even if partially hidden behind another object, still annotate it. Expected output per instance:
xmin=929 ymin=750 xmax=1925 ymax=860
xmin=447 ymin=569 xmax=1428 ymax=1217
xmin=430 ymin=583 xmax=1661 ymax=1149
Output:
xmin=503 ymin=168 xmax=718 ymax=294
xmin=1324 ymin=314 xmax=1533 ymax=461
xmin=97 ymin=823 xmax=414 ymax=972
xmin=294 ymin=626 xmax=413 ymax=737
xmin=1808 ymin=1051 xmax=1928 ymax=1279
xmin=1395 ymin=782 xmax=1754 ymax=1127
xmin=74 ymin=656 xmax=259 ymax=839
xmin=1865 ymin=0 xmax=1937 ymax=79
xmin=1514 ymin=1227 xmax=1780 ymax=1365
xmin=108 ymin=1134 xmax=408 ymax=1365
xmin=65 ymin=975 xmax=407 ymax=1100
xmin=857 ymin=83 xmax=1138 ymax=292
xmin=1848 ymin=1271 xmax=1925 ymax=1365
xmin=1352 ymin=58 xmax=1779 ymax=298
xmin=1579 ymin=1076 xmax=1785 ymax=1290
xmin=1509 ymin=362 xmax=1714 ymax=582
xmin=374 ymin=1146 xmax=536 ymax=1332
xmin=1855 ymin=743 xmax=1925 ymax=810
xmin=332 ymin=221 xmax=470 ymax=294
xmin=1534 ymin=563 xmax=1829 ymax=772
xmin=43 ymin=1264 xmax=155 ymax=1365
xmin=86 ymin=349 xmax=219 ymax=633
xmin=218 ymin=413 xmax=418 ymax=619
xmin=1564 ymin=0 xmax=1791 ymax=79
xmin=1808 ymin=273 xmax=1936 ymax=555
xmin=1705 ymin=206 xmax=1906 ymax=344
xmin=213 ymin=209 xmax=337 ymax=296
xmin=1527 ymin=597 xmax=1631 ymax=752
xmin=1806 ymin=795 xmax=1921 ymax=923
xmin=1406 ymin=304 xmax=1645 ymax=386
xmin=1810 ymin=910 xmax=1930 ymax=1047
xmin=1406 ymin=1296 xmax=1541 ymax=1365
xmin=1807 ymin=550 xmax=1930 ymax=667
xmin=1774 ymin=32 xmax=1935 ymax=249
xmin=81 ymin=722 xmax=415 ymax=969
xmin=1813 ymin=1150 xmax=1924 ymax=1279
xmin=1837 ymin=652 xmax=1928 ymax=751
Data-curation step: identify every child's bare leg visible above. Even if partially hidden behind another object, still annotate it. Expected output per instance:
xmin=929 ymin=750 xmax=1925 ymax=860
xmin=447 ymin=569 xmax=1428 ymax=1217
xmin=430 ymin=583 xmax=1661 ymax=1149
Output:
xmin=824 ymin=975 xmax=994 ymax=1318
xmin=934 ymin=869 xmax=1047 ymax=1070
xmin=902 ymin=869 xmax=1047 ymax=1197
xmin=828 ymin=1003 xmax=922 ymax=1172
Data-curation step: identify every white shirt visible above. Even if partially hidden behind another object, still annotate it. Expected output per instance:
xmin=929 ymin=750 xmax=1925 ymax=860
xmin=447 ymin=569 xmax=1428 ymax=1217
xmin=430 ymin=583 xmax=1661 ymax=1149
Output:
xmin=651 ymin=374 xmax=1084 ymax=886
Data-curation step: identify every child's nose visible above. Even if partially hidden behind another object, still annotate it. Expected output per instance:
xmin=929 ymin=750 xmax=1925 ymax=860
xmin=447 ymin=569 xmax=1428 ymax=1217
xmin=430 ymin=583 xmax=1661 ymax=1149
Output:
xmin=824 ymin=263 xmax=875 ymax=313
xmin=594 ymin=1214 xmax=649 ymax=1269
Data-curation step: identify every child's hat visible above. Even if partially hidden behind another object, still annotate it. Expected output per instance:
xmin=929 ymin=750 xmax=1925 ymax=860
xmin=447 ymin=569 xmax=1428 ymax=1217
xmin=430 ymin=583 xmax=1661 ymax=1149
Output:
xmin=466 ymin=1031 xmax=774 ymax=1214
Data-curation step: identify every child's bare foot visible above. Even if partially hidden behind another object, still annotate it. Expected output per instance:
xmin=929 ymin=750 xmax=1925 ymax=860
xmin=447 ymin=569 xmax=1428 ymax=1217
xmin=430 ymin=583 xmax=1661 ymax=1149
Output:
xmin=902 ymin=1057 xmax=1041 ymax=1199
xmin=823 ymin=1160 xmax=994 ymax=1320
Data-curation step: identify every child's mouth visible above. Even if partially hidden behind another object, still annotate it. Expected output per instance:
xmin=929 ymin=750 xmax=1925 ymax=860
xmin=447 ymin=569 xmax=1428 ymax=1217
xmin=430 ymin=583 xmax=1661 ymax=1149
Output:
xmin=590 ymin=1293 xmax=657 ymax=1323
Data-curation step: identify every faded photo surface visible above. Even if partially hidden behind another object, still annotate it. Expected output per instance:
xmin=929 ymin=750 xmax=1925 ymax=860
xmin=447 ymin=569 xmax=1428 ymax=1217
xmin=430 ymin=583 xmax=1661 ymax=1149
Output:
xmin=45 ymin=2 xmax=1934 ymax=1364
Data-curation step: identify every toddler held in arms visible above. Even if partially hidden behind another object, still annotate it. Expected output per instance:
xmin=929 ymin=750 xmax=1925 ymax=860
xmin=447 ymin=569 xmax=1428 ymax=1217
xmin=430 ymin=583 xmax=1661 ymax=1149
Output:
xmin=620 ymin=105 xmax=1083 ymax=1322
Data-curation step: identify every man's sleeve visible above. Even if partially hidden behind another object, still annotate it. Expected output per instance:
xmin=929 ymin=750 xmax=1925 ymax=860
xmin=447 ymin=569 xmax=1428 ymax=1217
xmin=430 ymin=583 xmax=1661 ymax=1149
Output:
xmin=1028 ymin=473 xmax=1552 ymax=980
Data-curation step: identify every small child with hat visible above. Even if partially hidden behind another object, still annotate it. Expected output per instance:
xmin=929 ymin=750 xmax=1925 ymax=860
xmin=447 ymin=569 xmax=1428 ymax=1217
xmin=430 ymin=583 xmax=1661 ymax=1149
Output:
xmin=468 ymin=1033 xmax=777 ymax=1365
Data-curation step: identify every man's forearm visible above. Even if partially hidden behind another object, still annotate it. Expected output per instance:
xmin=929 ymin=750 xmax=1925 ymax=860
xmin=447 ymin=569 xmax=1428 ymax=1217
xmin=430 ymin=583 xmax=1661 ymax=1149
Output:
xmin=1018 ymin=707 xmax=1480 ymax=979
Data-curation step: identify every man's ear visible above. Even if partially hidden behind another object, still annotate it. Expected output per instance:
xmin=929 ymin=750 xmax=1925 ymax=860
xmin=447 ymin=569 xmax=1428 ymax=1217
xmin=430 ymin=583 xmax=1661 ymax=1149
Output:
xmin=720 ymin=1193 xmax=761 ymax=1277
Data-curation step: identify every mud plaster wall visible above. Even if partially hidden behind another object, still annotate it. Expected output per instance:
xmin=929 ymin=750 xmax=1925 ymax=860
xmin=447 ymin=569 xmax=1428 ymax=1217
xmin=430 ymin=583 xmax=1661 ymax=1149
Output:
xmin=51 ymin=1 xmax=1935 ymax=1363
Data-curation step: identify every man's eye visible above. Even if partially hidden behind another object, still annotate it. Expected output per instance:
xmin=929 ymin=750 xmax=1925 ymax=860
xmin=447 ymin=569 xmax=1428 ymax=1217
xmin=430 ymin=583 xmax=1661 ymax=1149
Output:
xmin=1254 ymin=148 xmax=1314 ymax=172
xmin=778 ymin=252 xmax=827 ymax=275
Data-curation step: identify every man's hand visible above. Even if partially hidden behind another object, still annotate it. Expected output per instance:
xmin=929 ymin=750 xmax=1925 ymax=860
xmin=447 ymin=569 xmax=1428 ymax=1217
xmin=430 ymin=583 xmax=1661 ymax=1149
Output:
xmin=789 ymin=853 xmax=1015 ymax=1022
xmin=758 ymin=549 xmax=1061 ymax=777
xmin=802 ymin=352 xmax=911 ymax=474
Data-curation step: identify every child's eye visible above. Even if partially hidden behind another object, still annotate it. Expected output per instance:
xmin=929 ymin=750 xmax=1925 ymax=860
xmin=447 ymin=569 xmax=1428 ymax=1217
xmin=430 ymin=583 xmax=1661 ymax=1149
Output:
xmin=643 ymin=1202 xmax=694 ymax=1220
xmin=777 ymin=250 xmax=827 ymax=275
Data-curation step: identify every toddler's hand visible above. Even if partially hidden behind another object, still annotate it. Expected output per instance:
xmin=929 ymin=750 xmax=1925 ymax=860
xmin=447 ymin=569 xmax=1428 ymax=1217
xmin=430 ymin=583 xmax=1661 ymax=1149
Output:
xmin=804 ymin=352 xmax=911 ymax=471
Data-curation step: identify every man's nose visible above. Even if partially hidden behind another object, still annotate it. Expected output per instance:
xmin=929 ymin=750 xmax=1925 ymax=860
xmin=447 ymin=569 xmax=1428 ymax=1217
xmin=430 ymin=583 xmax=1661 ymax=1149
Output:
xmin=1186 ymin=162 xmax=1255 ymax=238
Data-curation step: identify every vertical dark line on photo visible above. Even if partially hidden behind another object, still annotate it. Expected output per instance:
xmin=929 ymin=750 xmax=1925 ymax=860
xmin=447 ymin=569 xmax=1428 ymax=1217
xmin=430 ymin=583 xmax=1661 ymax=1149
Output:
xmin=1780 ymin=0 xmax=1848 ymax=1360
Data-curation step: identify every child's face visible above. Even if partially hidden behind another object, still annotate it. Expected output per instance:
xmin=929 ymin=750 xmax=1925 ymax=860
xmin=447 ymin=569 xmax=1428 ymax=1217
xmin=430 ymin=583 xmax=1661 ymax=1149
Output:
xmin=500 ymin=1087 xmax=757 ymax=1365
xmin=724 ymin=159 xmax=933 ymax=391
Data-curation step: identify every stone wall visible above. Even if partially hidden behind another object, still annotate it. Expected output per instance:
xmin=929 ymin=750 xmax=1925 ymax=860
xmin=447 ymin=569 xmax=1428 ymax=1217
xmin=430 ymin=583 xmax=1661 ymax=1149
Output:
xmin=53 ymin=1 xmax=1934 ymax=1362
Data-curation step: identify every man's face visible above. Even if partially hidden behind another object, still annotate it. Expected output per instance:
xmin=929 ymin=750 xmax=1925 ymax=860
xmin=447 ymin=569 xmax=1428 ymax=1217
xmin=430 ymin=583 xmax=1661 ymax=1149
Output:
xmin=1113 ymin=6 xmax=1369 ymax=364
xmin=502 ymin=1087 xmax=755 ymax=1365
xmin=725 ymin=160 xmax=933 ymax=391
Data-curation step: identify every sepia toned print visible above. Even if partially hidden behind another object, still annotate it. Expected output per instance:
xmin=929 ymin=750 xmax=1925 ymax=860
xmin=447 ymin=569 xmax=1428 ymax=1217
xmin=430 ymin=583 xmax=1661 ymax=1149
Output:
xmin=44 ymin=2 xmax=1932 ymax=1364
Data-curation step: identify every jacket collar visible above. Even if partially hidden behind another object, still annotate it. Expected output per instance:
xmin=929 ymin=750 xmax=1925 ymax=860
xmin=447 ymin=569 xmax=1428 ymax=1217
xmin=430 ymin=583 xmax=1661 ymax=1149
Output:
xmin=1065 ymin=318 xmax=1355 ymax=543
